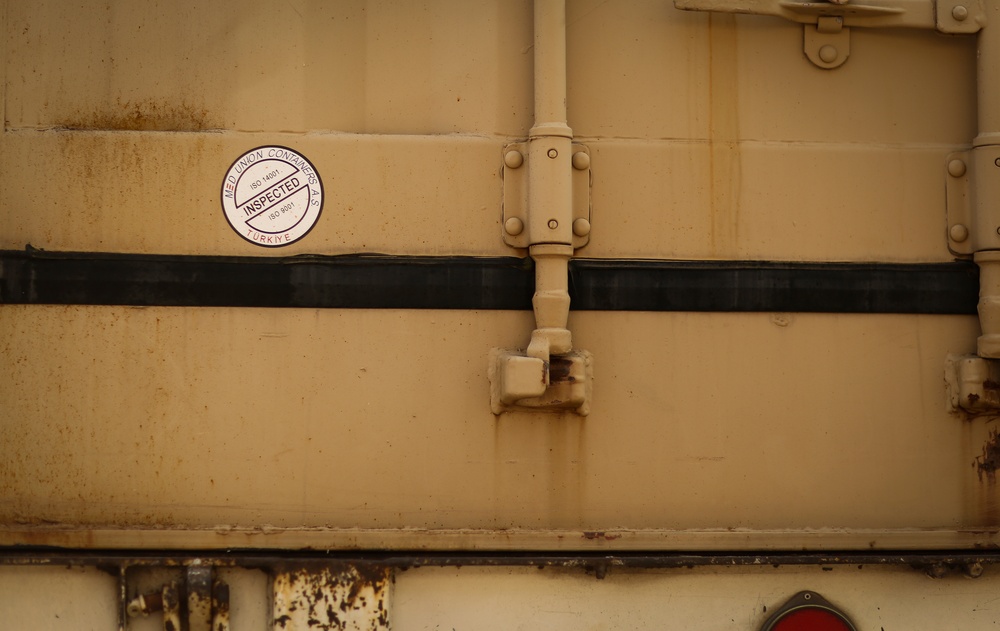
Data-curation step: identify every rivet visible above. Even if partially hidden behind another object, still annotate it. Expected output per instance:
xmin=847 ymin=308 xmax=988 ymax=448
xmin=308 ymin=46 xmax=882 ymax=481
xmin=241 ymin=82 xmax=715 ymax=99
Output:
xmin=572 ymin=151 xmax=591 ymax=170
xmin=818 ymin=45 xmax=838 ymax=64
xmin=547 ymin=219 xmax=558 ymax=229
xmin=964 ymin=562 xmax=984 ymax=579
xmin=504 ymin=217 xmax=524 ymax=236
xmin=995 ymin=157 xmax=1000 ymax=168
xmin=547 ymin=148 xmax=558 ymax=159
xmin=996 ymin=226 xmax=1000 ymax=237
xmin=504 ymin=150 xmax=524 ymax=169
xmin=952 ymin=5 xmax=969 ymax=21
xmin=573 ymin=217 xmax=591 ymax=237
xmin=948 ymin=159 xmax=967 ymax=178
xmin=950 ymin=224 xmax=969 ymax=243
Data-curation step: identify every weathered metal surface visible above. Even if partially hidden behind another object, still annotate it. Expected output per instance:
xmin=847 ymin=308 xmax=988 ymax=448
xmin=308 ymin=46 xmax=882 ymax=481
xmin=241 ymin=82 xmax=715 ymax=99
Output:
xmin=0 ymin=306 xmax=987 ymax=545
xmin=0 ymin=0 xmax=996 ymax=552
xmin=161 ymin=583 xmax=181 ymax=631
xmin=272 ymin=565 xmax=390 ymax=631
xmin=7 ymin=555 xmax=1000 ymax=629
xmin=0 ymin=2 xmax=977 ymax=261
xmin=212 ymin=580 xmax=231 ymax=631
xmin=187 ymin=566 xmax=213 ymax=631
xmin=975 ymin=429 xmax=1000 ymax=483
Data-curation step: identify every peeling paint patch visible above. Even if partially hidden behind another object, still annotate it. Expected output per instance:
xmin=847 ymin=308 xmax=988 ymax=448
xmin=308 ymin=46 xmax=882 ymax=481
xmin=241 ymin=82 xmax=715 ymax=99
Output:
xmin=975 ymin=429 xmax=1000 ymax=483
xmin=272 ymin=565 xmax=390 ymax=631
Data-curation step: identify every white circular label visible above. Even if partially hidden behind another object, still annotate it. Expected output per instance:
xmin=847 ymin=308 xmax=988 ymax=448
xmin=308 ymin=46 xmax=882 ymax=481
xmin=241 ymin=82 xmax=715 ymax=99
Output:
xmin=221 ymin=146 xmax=324 ymax=247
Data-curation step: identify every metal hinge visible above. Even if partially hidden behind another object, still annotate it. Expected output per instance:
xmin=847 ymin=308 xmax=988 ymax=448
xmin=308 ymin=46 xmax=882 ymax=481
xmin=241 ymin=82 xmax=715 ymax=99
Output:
xmin=945 ymin=149 xmax=1000 ymax=256
xmin=674 ymin=0 xmax=984 ymax=68
xmin=126 ymin=565 xmax=229 ymax=631
xmin=500 ymin=142 xmax=592 ymax=249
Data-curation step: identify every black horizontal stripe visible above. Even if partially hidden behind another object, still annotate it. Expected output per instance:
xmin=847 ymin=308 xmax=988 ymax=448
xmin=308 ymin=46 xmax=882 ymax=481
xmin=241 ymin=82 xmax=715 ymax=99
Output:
xmin=0 ymin=250 xmax=979 ymax=314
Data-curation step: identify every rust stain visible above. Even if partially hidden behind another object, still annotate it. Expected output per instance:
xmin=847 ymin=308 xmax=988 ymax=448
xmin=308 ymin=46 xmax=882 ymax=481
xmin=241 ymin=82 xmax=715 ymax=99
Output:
xmin=582 ymin=531 xmax=621 ymax=541
xmin=58 ymin=98 xmax=218 ymax=132
xmin=549 ymin=356 xmax=575 ymax=383
xmin=985 ymin=380 xmax=1000 ymax=391
xmin=975 ymin=428 xmax=1000 ymax=483
xmin=969 ymin=393 xmax=981 ymax=405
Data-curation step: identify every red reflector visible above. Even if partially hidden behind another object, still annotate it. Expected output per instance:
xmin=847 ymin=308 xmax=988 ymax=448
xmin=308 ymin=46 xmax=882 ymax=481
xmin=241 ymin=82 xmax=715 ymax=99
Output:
xmin=760 ymin=592 xmax=857 ymax=631
xmin=770 ymin=608 xmax=854 ymax=631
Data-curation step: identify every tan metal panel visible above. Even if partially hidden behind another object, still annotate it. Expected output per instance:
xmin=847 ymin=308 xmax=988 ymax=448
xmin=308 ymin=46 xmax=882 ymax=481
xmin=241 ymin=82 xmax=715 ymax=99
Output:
xmin=7 ymin=0 xmax=533 ymax=135
xmin=1 ymin=1 xmax=977 ymax=260
xmin=587 ymin=141 xmax=955 ymax=260
xmin=0 ymin=133 xmax=959 ymax=260
xmin=566 ymin=3 xmax=976 ymax=144
xmin=0 ymin=131 xmax=507 ymax=255
xmin=0 ymin=0 xmax=994 ymax=553
xmin=0 ymin=306 xmax=985 ymax=539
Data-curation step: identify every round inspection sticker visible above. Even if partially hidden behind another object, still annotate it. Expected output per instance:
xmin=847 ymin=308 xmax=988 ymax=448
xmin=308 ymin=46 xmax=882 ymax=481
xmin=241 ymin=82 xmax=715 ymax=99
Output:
xmin=221 ymin=146 xmax=324 ymax=247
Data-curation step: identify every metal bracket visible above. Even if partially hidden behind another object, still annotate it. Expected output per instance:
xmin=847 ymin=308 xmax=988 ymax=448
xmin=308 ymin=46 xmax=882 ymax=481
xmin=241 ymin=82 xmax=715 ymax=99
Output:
xmin=945 ymin=148 xmax=1000 ymax=256
xmin=501 ymin=142 xmax=592 ymax=249
xmin=126 ymin=564 xmax=230 ymax=631
xmin=936 ymin=0 xmax=987 ymax=34
xmin=489 ymin=349 xmax=593 ymax=415
xmin=946 ymin=354 xmax=1000 ymax=413
xmin=674 ymin=0 xmax=984 ymax=69
xmin=805 ymin=17 xmax=850 ymax=69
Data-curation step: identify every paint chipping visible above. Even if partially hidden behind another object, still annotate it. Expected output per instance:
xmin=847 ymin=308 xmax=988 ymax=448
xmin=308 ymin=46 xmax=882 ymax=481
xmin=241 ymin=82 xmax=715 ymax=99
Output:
xmin=975 ymin=428 xmax=1000 ymax=483
xmin=272 ymin=565 xmax=390 ymax=631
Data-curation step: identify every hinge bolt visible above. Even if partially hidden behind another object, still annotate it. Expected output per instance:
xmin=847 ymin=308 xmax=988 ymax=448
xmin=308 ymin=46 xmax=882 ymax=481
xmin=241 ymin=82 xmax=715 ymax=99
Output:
xmin=948 ymin=159 xmax=967 ymax=178
xmin=504 ymin=217 xmax=524 ymax=236
xmin=573 ymin=217 xmax=592 ymax=236
xmin=952 ymin=5 xmax=969 ymax=21
xmin=963 ymin=561 xmax=985 ymax=578
xmin=504 ymin=150 xmax=524 ymax=169
xmin=548 ymin=219 xmax=559 ymax=229
xmin=572 ymin=151 xmax=591 ymax=170
xmin=818 ymin=45 xmax=839 ymax=64
xmin=547 ymin=148 xmax=559 ymax=159
xmin=950 ymin=224 xmax=969 ymax=243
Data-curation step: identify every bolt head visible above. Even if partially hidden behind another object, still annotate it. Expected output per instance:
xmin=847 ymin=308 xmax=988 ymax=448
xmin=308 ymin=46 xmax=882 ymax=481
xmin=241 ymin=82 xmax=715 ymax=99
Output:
xmin=504 ymin=217 xmax=524 ymax=236
xmin=547 ymin=219 xmax=559 ymax=229
xmin=503 ymin=150 xmax=523 ymax=169
xmin=818 ymin=45 xmax=839 ymax=64
xmin=948 ymin=159 xmax=967 ymax=178
xmin=573 ymin=217 xmax=591 ymax=237
xmin=572 ymin=151 xmax=591 ymax=170
xmin=952 ymin=5 xmax=969 ymax=21
xmin=547 ymin=148 xmax=559 ymax=159
xmin=950 ymin=224 xmax=969 ymax=243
